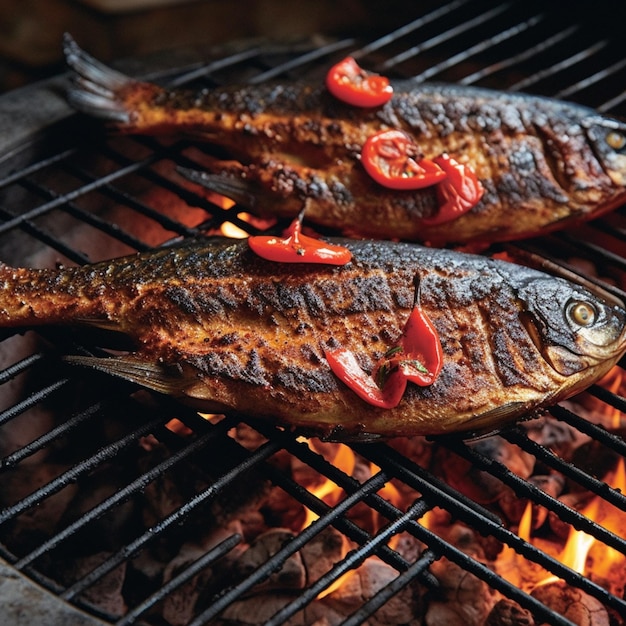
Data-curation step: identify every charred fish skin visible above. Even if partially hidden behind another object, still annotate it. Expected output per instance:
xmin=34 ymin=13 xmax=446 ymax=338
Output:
xmin=0 ymin=238 xmax=624 ymax=440
xmin=63 ymin=34 xmax=626 ymax=245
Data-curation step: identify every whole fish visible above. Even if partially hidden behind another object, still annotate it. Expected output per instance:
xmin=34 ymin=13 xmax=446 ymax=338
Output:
xmin=0 ymin=237 xmax=624 ymax=440
xmin=63 ymin=34 xmax=626 ymax=246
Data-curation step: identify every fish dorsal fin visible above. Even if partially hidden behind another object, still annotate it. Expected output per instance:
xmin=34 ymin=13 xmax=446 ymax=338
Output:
xmin=63 ymin=354 xmax=190 ymax=396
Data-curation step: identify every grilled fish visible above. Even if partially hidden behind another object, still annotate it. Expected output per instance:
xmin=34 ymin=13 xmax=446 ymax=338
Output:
xmin=63 ymin=34 xmax=626 ymax=245
xmin=0 ymin=237 xmax=624 ymax=440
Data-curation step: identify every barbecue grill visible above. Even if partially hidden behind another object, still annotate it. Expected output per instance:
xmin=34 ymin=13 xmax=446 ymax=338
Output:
xmin=0 ymin=1 xmax=625 ymax=625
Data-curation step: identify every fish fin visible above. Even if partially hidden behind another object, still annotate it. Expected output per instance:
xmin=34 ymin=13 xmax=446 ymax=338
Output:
xmin=64 ymin=354 xmax=190 ymax=396
xmin=177 ymin=167 xmax=258 ymax=209
xmin=458 ymin=401 xmax=531 ymax=439
xmin=63 ymin=33 xmax=135 ymax=124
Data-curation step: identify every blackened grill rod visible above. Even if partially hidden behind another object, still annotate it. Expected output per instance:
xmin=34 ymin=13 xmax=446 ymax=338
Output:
xmin=556 ymin=56 xmax=626 ymax=99
xmin=188 ymin=471 xmax=392 ymax=626
xmin=61 ymin=434 xmax=284 ymax=603
xmin=263 ymin=498 xmax=433 ymax=626
xmin=14 ymin=422 xmax=236 ymax=571
xmin=355 ymin=0 xmax=472 ymax=60
xmin=380 ymin=2 xmax=513 ymax=70
xmin=357 ymin=441 xmax=626 ymax=620
xmin=115 ymin=533 xmax=243 ymax=626
xmin=508 ymin=38 xmax=607 ymax=91
xmin=410 ymin=13 xmax=545 ymax=83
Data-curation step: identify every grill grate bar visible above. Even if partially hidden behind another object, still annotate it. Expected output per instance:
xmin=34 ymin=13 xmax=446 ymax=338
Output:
xmin=263 ymin=498 xmax=433 ymax=626
xmin=340 ymin=549 xmax=438 ymax=626
xmin=411 ymin=13 xmax=545 ymax=83
xmin=0 ymin=352 xmax=44 ymax=385
xmin=502 ymin=429 xmax=626 ymax=516
xmin=358 ymin=441 xmax=626 ymax=618
xmin=0 ymin=377 xmax=69 ymax=428
xmin=0 ymin=412 xmax=169 ymax=527
xmin=248 ymin=38 xmax=357 ymax=84
xmin=167 ymin=46 xmax=265 ymax=87
xmin=250 ymin=430 xmax=440 ymax=585
xmin=597 ymin=88 xmax=626 ymax=113
xmin=0 ymin=203 xmax=92 ymax=265
xmin=450 ymin=431 xmax=626 ymax=539
xmin=188 ymin=471 xmax=391 ymax=626
xmin=356 ymin=0 xmax=473 ymax=61
xmin=507 ymin=37 xmax=605 ymax=92
xmin=1 ymin=400 xmax=104 ymax=469
xmin=555 ymin=56 xmax=626 ymax=99
xmin=380 ymin=2 xmax=514 ymax=70
xmin=0 ymin=154 xmax=162 ymax=236
xmin=586 ymin=384 xmax=626 ymax=416
xmin=0 ymin=148 xmax=77 ymax=189
xmin=13 ymin=419 xmax=236 ymax=571
xmin=63 ymin=161 xmax=203 ymax=241
xmin=61 ymin=435 xmax=284 ymax=602
xmin=18 ymin=176 xmax=154 ymax=255
xmin=115 ymin=532 xmax=243 ymax=626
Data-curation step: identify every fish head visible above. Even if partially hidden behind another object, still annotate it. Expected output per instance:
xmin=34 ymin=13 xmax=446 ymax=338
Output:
xmin=583 ymin=117 xmax=626 ymax=187
xmin=517 ymin=276 xmax=626 ymax=381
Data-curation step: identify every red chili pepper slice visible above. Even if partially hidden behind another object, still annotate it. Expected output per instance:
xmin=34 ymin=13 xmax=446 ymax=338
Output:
xmin=361 ymin=130 xmax=447 ymax=190
xmin=248 ymin=214 xmax=352 ymax=265
xmin=423 ymin=154 xmax=485 ymax=225
xmin=324 ymin=278 xmax=443 ymax=408
xmin=324 ymin=347 xmax=407 ymax=409
xmin=396 ymin=299 xmax=443 ymax=385
xmin=326 ymin=56 xmax=393 ymax=108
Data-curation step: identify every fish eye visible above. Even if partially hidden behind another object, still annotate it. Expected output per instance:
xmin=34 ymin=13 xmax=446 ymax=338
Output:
xmin=606 ymin=130 xmax=626 ymax=151
xmin=566 ymin=300 xmax=596 ymax=327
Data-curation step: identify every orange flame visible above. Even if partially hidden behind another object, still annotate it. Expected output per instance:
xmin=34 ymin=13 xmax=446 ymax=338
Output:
xmin=302 ymin=443 xmax=355 ymax=528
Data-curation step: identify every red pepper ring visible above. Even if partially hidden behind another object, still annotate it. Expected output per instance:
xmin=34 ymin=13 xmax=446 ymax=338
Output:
xmin=423 ymin=154 xmax=485 ymax=225
xmin=361 ymin=130 xmax=447 ymax=190
xmin=325 ymin=56 xmax=394 ymax=108
xmin=248 ymin=214 xmax=352 ymax=265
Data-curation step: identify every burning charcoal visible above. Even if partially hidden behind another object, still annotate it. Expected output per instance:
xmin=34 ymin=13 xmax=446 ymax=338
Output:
xmin=484 ymin=598 xmax=535 ymax=625
xmin=161 ymin=523 xmax=247 ymax=626
xmin=322 ymin=557 xmax=420 ymax=625
xmin=530 ymin=580 xmax=609 ymax=626
xmin=432 ymin=436 xmax=534 ymax=523
xmin=547 ymin=492 xmax=594 ymax=540
xmin=58 ymin=464 xmax=137 ymax=554
xmin=0 ymin=464 xmax=77 ymax=554
xmin=300 ymin=526 xmax=346 ymax=585
xmin=217 ymin=592 xmax=312 ymax=625
xmin=58 ymin=552 xmax=127 ymax=617
xmin=233 ymin=528 xmax=306 ymax=591
xmin=137 ymin=440 xmax=270 ymax=559
xmin=523 ymin=414 xmax=589 ymax=461
xmin=529 ymin=474 xmax=566 ymax=530
xmin=425 ymin=524 xmax=497 ymax=626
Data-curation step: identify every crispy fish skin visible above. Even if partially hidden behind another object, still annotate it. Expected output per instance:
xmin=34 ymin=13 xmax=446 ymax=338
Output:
xmin=0 ymin=238 xmax=624 ymax=440
xmin=63 ymin=35 xmax=626 ymax=245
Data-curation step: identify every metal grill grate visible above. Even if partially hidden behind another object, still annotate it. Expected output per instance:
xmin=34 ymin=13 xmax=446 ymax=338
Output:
xmin=0 ymin=1 xmax=625 ymax=625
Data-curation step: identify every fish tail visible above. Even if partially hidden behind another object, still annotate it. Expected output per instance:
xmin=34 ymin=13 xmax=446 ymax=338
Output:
xmin=63 ymin=33 xmax=161 ymax=128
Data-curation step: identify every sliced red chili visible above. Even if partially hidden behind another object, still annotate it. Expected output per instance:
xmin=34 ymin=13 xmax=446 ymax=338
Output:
xmin=326 ymin=56 xmax=393 ymax=108
xmin=248 ymin=214 xmax=352 ymax=265
xmin=361 ymin=130 xmax=447 ymax=190
xmin=325 ymin=347 xmax=407 ymax=409
xmin=325 ymin=278 xmax=443 ymax=408
xmin=423 ymin=154 xmax=485 ymax=225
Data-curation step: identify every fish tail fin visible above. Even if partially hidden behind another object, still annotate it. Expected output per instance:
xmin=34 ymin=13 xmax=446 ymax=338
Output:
xmin=177 ymin=166 xmax=258 ymax=209
xmin=63 ymin=33 xmax=160 ymax=128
